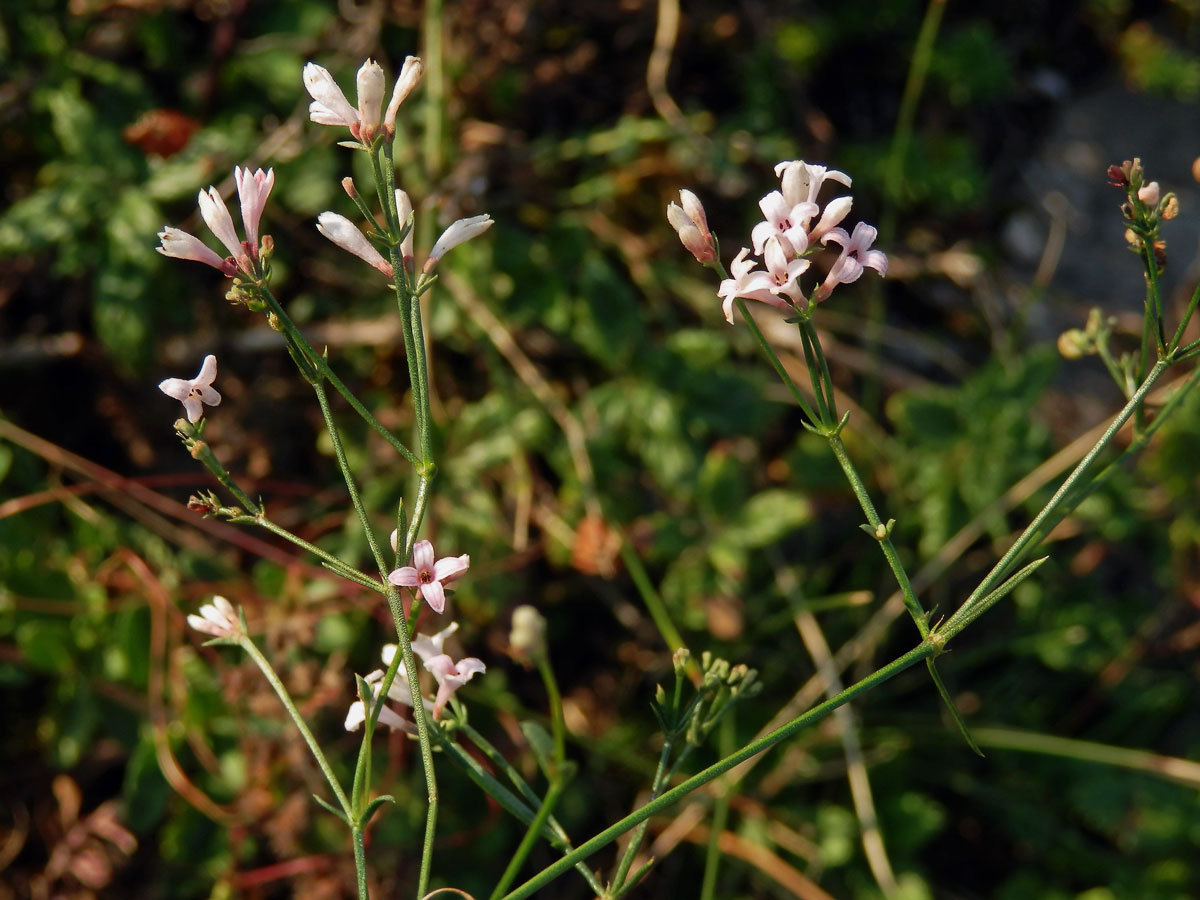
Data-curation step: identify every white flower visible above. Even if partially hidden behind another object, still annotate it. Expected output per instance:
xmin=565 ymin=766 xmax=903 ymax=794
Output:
xmin=384 ymin=56 xmax=424 ymax=135
xmin=775 ymin=160 xmax=852 ymax=209
xmin=186 ymin=595 xmax=241 ymax=639
xmin=316 ymin=212 xmax=394 ymax=276
xmin=303 ymin=62 xmax=360 ymax=131
xmin=159 ymin=355 xmax=221 ymax=423
xmin=717 ymin=248 xmax=795 ymax=324
xmin=344 ymin=670 xmax=418 ymax=733
xmin=424 ymin=215 xmax=494 ymax=273
xmin=749 ymin=190 xmax=815 ymax=257
xmin=234 ymin=166 xmax=275 ymax=250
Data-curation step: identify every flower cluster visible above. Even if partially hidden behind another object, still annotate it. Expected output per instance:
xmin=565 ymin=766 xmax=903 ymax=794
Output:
xmin=669 ymin=161 xmax=887 ymax=324
xmin=157 ymin=167 xmax=274 ymax=278
xmin=345 ymin=622 xmax=486 ymax=728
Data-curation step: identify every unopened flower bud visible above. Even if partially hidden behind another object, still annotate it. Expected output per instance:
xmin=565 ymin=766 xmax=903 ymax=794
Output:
xmin=1162 ymin=194 xmax=1179 ymax=220
xmin=1057 ymin=328 xmax=1091 ymax=359
xmin=509 ymin=605 xmax=547 ymax=659
xmin=1106 ymin=163 xmax=1129 ymax=188
xmin=356 ymin=59 xmax=385 ymax=143
xmin=384 ymin=56 xmax=424 ymax=135
xmin=1138 ymin=181 xmax=1160 ymax=206
xmin=672 ymin=648 xmax=691 ymax=677
xmin=259 ymin=233 xmax=274 ymax=258
xmin=667 ymin=189 xmax=717 ymax=263
xmin=342 ymin=176 xmax=358 ymax=199
xmin=424 ymin=215 xmax=494 ymax=273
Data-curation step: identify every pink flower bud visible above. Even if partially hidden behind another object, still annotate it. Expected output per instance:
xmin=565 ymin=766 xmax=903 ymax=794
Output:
xmin=424 ymin=214 xmax=494 ymax=273
xmin=667 ymin=189 xmax=716 ymax=263
xmin=356 ymin=59 xmax=385 ymax=142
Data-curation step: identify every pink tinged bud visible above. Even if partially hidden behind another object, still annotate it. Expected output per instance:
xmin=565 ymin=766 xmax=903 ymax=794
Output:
xmin=186 ymin=595 xmax=241 ymax=638
xmin=424 ymin=214 xmax=494 ymax=273
xmin=234 ymin=166 xmax=274 ymax=250
xmin=667 ymin=190 xmax=716 ymax=263
xmin=158 ymin=354 xmax=222 ymax=423
xmin=776 ymin=160 xmax=853 ymax=208
xmin=316 ymin=212 xmax=394 ymax=276
xmin=303 ymin=62 xmax=360 ymax=128
xmin=807 ymin=195 xmax=852 ymax=242
xmin=384 ymin=56 xmax=424 ymax=133
xmin=197 ymin=186 xmax=243 ymax=259
xmin=157 ymin=226 xmax=235 ymax=275
xmin=356 ymin=59 xmax=385 ymax=141
xmin=1138 ymin=181 xmax=1160 ymax=205
xmin=396 ymin=189 xmax=414 ymax=264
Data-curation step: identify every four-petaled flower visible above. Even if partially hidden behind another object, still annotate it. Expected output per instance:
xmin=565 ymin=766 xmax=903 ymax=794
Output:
xmin=187 ymin=595 xmax=242 ymax=639
xmin=816 ymin=223 xmax=888 ymax=301
xmin=388 ymin=540 xmax=469 ymax=614
xmin=159 ymin=355 xmax=221 ymax=423
xmin=717 ymin=248 xmax=796 ymax=324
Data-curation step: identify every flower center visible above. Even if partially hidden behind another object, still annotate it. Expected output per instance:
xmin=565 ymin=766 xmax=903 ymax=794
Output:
xmin=419 ymin=570 xmax=434 ymax=584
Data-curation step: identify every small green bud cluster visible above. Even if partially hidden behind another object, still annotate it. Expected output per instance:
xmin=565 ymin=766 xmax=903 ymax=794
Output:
xmin=651 ymin=648 xmax=760 ymax=750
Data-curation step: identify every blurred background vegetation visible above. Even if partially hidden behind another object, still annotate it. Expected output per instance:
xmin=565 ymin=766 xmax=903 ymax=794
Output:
xmin=3 ymin=0 xmax=1200 ymax=898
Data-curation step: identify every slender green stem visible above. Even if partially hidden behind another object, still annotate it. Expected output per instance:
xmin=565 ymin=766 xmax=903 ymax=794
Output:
xmin=238 ymin=635 xmax=351 ymax=816
xmin=618 ymin=538 xmax=692 ymax=665
xmin=798 ymin=318 xmax=838 ymax=426
xmin=826 ymin=434 xmax=929 ymax=638
xmin=314 ymin=382 xmax=389 ymax=579
xmin=797 ymin=322 xmax=832 ymax=426
xmin=256 ymin=284 xmax=420 ymax=467
xmin=229 ymin=514 xmax=386 ymax=592
xmin=501 ymin=640 xmax=937 ymax=900
xmin=1142 ymin=239 xmax=1167 ymax=355
xmin=951 ymin=359 xmax=1169 ymax=624
xmin=734 ymin=299 xmax=820 ymax=425
xmin=353 ymin=826 xmax=369 ymax=900
xmin=183 ymin=429 xmax=262 ymax=515
xmin=490 ymin=653 xmax=569 ymax=899
xmin=611 ymin=738 xmax=674 ymax=893
xmin=1169 ymin=277 xmax=1200 ymax=353
xmin=699 ymin=715 xmax=734 ymax=900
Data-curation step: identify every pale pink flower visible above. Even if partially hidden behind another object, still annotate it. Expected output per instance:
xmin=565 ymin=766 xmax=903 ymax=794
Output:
xmin=156 ymin=227 xmax=235 ymax=275
xmin=1138 ymin=181 xmax=1160 ymax=206
xmin=750 ymin=190 xmax=816 ymax=256
xmin=667 ymin=189 xmax=717 ymax=263
xmin=775 ymin=160 xmax=852 ymax=209
xmin=761 ymin=235 xmax=810 ymax=305
xmin=384 ymin=56 xmax=424 ymax=135
xmin=816 ymin=223 xmax=888 ymax=301
xmin=717 ymin=248 xmax=794 ymax=324
xmin=234 ymin=166 xmax=275 ymax=251
xmin=303 ymin=62 xmax=361 ymax=132
xmin=424 ymin=215 xmax=494 ymax=273
xmin=424 ymin=653 xmax=486 ymax=719
xmin=186 ymin=595 xmax=241 ymax=639
xmin=159 ymin=355 xmax=221 ymax=423
xmin=387 ymin=540 xmax=470 ymax=614
xmin=316 ymin=212 xmax=394 ymax=276
xmin=197 ymin=185 xmax=244 ymax=260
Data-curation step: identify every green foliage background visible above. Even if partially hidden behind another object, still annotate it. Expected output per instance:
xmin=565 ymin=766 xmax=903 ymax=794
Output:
xmin=2 ymin=1 xmax=1200 ymax=898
